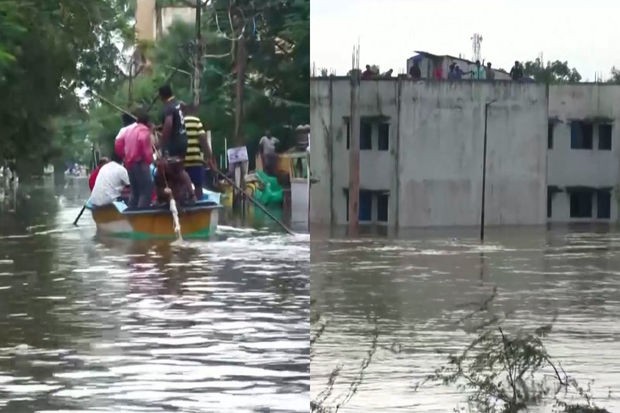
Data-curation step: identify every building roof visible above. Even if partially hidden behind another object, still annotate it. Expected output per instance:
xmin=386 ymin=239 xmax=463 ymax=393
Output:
xmin=411 ymin=50 xmax=511 ymax=76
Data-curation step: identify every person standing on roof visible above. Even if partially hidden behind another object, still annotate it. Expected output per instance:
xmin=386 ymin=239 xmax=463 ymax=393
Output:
xmin=158 ymin=85 xmax=187 ymax=160
xmin=471 ymin=60 xmax=486 ymax=80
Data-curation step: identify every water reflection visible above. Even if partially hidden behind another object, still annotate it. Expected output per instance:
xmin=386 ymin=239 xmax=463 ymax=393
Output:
xmin=0 ymin=179 xmax=309 ymax=412
xmin=310 ymin=225 xmax=620 ymax=412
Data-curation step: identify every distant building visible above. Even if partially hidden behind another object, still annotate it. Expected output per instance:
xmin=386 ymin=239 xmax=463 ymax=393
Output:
xmin=309 ymin=78 xmax=620 ymax=228
xmin=135 ymin=0 xmax=195 ymax=42
xmin=407 ymin=50 xmax=512 ymax=80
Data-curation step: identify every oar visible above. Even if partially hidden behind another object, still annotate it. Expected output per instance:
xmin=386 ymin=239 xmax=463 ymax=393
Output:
xmin=213 ymin=169 xmax=295 ymax=235
xmin=73 ymin=205 xmax=86 ymax=226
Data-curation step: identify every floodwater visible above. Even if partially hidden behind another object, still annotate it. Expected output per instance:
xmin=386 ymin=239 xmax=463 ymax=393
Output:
xmin=310 ymin=225 xmax=620 ymax=412
xmin=0 ymin=177 xmax=309 ymax=412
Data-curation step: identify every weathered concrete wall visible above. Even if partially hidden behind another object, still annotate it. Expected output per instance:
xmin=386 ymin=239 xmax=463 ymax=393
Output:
xmin=135 ymin=0 xmax=156 ymax=41
xmin=547 ymin=84 xmax=620 ymax=222
xmin=310 ymin=78 xmax=548 ymax=227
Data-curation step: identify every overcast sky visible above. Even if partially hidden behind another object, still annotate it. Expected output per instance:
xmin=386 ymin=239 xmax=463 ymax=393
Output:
xmin=311 ymin=0 xmax=620 ymax=81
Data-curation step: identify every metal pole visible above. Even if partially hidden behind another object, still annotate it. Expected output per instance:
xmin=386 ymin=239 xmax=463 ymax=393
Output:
xmin=480 ymin=101 xmax=493 ymax=242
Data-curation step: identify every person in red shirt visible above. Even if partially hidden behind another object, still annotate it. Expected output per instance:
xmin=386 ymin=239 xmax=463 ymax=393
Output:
xmin=88 ymin=157 xmax=109 ymax=191
xmin=120 ymin=108 xmax=154 ymax=208
xmin=433 ymin=60 xmax=443 ymax=80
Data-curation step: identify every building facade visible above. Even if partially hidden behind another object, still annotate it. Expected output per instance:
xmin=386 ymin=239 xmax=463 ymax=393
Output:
xmin=135 ymin=0 xmax=195 ymax=42
xmin=309 ymin=78 xmax=620 ymax=228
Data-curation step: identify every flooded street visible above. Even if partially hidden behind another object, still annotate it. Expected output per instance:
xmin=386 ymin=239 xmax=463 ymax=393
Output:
xmin=0 ymin=178 xmax=309 ymax=412
xmin=311 ymin=226 xmax=620 ymax=412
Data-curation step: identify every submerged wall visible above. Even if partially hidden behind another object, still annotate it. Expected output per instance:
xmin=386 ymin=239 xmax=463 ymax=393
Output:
xmin=310 ymin=78 xmax=548 ymax=227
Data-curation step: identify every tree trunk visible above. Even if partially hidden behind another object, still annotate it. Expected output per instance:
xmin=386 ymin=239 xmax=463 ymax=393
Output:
xmin=192 ymin=0 xmax=202 ymax=107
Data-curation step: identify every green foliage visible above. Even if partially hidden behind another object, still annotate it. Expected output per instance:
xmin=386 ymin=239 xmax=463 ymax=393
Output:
xmin=79 ymin=0 xmax=309 ymax=168
xmin=523 ymin=58 xmax=582 ymax=84
xmin=606 ymin=67 xmax=620 ymax=84
xmin=0 ymin=0 xmax=133 ymax=173
xmin=420 ymin=289 xmax=610 ymax=413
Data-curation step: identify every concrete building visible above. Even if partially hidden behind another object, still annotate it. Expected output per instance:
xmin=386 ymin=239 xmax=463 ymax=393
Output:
xmin=406 ymin=51 xmax=512 ymax=80
xmin=309 ymin=78 xmax=620 ymax=228
xmin=547 ymin=85 xmax=619 ymax=222
xmin=135 ymin=0 xmax=195 ymax=42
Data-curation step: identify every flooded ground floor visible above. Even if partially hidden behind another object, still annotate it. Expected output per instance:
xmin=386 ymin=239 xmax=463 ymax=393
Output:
xmin=310 ymin=225 xmax=620 ymax=412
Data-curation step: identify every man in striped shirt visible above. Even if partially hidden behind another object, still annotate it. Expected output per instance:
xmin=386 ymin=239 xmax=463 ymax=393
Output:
xmin=181 ymin=104 xmax=214 ymax=200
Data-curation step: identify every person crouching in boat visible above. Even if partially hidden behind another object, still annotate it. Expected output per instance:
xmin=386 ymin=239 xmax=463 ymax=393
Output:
xmin=154 ymin=157 xmax=196 ymax=206
xmin=88 ymin=157 xmax=109 ymax=191
xmin=120 ymin=108 xmax=154 ymax=208
xmin=87 ymin=152 xmax=130 ymax=207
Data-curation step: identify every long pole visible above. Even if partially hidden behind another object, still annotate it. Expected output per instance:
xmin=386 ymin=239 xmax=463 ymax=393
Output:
xmin=214 ymin=169 xmax=295 ymax=235
xmin=348 ymin=46 xmax=361 ymax=235
xmin=480 ymin=102 xmax=490 ymax=242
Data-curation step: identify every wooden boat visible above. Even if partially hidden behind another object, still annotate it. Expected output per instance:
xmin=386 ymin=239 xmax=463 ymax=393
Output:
xmin=87 ymin=199 xmax=222 ymax=239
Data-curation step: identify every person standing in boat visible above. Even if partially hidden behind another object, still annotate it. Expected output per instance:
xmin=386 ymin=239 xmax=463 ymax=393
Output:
xmin=182 ymin=103 xmax=216 ymax=200
xmin=157 ymin=85 xmax=187 ymax=160
xmin=121 ymin=108 xmax=154 ymax=208
xmin=88 ymin=152 xmax=130 ymax=207
xmin=114 ymin=113 xmax=137 ymax=161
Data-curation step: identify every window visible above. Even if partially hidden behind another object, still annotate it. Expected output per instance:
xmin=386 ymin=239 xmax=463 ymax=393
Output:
xmin=570 ymin=121 xmax=593 ymax=149
xmin=547 ymin=187 xmax=552 ymax=218
xmin=547 ymin=122 xmax=554 ymax=149
xmin=360 ymin=121 xmax=372 ymax=150
xmin=378 ymin=123 xmax=390 ymax=151
xmin=569 ymin=191 xmax=593 ymax=218
xmin=345 ymin=120 xmax=350 ymax=149
xmin=345 ymin=189 xmax=372 ymax=221
xmin=377 ymin=193 xmax=389 ymax=222
xmin=598 ymin=124 xmax=612 ymax=150
xmin=597 ymin=190 xmax=611 ymax=219
xmin=346 ymin=120 xmax=372 ymax=150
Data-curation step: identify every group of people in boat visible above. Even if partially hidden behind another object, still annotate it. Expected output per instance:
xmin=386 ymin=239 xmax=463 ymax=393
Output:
xmin=88 ymin=84 xmax=216 ymax=209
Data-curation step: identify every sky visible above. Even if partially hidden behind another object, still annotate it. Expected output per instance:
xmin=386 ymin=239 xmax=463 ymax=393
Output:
xmin=311 ymin=0 xmax=620 ymax=81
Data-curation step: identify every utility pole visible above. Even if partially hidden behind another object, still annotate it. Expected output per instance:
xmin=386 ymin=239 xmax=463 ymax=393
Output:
xmin=348 ymin=44 xmax=361 ymax=235
xmin=480 ymin=100 xmax=495 ymax=242
xmin=192 ymin=0 xmax=202 ymax=106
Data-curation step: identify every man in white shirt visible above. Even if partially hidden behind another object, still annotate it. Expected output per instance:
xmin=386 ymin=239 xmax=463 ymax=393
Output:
xmin=88 ymin=153 xmax=130 ymax=207
xmin=259 ymin=130 xmax=280 ymax=176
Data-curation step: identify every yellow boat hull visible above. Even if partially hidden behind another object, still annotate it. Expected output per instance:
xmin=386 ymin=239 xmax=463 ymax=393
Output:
xmin=88 ymin=201 xmax=221 ymax=239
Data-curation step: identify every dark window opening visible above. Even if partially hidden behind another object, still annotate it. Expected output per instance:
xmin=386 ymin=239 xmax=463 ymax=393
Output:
xmin=345 ymin=189 xmax=373 ymax=221
xmin=569 ymin=191 xmax=593 ymax=218
xmin=547 ymin=122 xmax=554 ymax=149
xmin=547 ymin=187 xmax=552 ymax=218
xmin=378 ymin=123 xmax=390 ymax=151
xmin=377 ymin=193 xmax=389 ymax=222
xmin=570 ymin=121 xmax=593 ymax=149
xmin=360 ymin=121 xmax=372 ymax=150
xmin=345 ymin=120 xmax=350 ymax=149
xmin=597 ymin=190 xmax=611 ymax=219
xmin=598 ymin=124 xmax=612 ymax=150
